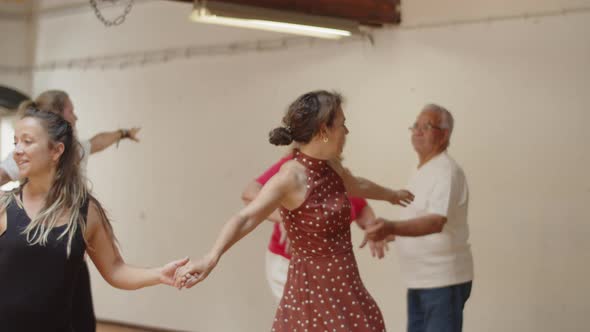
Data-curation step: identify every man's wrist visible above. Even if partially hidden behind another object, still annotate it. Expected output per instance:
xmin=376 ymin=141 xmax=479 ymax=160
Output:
xmin=385 ymin=221 xmax=397 ymax=235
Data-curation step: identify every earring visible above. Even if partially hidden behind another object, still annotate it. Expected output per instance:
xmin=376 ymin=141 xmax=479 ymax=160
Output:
xmin=323 ymin=137 xmax=329 ymax=143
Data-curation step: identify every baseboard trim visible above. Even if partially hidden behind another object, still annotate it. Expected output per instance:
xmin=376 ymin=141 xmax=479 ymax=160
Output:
xmin=97 ymin=318 xmax=194 ymax=332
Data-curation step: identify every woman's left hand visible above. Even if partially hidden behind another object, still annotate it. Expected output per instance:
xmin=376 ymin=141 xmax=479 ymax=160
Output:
xmin=174 ymin=254 xmax=218 ymax=289
xmin=159 ymin=257 xmax=190 ymax=286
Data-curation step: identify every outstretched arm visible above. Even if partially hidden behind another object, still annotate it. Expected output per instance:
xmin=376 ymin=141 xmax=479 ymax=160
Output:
xmin=86 ymin=200 xmax=188 ymax=290
xmin=329 ymin=159 xmax=414 ymax=206
xmin=174 ymin=163 xmax=302 ymax=289
xmin=89 ymin=127 xmax=141 ymax=154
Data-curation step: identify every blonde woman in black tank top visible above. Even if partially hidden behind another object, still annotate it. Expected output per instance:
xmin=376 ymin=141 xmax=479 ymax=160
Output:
xmin=0 ymin=105 xmax=188 ymax=332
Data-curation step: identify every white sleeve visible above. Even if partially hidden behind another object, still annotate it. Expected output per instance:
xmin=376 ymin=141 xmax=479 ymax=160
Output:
xmin=428 ymin=167 xmax=467 ymax=217
xmin=427 ymin=169 xmax=453 ymax=217
xmin=0 ymin=151 xmax=20 ymax=181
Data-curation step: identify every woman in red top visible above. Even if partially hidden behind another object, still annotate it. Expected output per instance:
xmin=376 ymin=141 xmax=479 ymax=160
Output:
xmin=175 ymin=90 xmax=413 ymax=331
xmin=242 ymin=153 xmax=391 ymax=301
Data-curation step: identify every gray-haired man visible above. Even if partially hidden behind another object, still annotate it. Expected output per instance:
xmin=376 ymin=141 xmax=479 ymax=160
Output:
xmin=363 ymin=104 xmax=474 ymax=332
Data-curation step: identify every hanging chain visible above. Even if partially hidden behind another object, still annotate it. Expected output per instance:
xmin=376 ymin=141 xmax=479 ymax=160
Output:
xmin=89 ymin=0 xmax=134 ymax=27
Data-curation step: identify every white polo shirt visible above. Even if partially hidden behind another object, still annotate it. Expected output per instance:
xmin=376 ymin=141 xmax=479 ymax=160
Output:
xmin=1 ymin=139 xmax=91 ymax=180
xmin=396 ymin=151 xmax=474 ymax=289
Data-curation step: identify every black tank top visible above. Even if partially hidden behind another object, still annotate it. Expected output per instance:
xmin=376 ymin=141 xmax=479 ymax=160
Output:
xmin=0 ymin=193 xmax=89 ymax=332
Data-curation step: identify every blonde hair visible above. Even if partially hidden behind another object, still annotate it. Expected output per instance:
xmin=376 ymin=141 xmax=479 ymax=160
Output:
xmin=1 ymin=104 xmax=115 ymax=256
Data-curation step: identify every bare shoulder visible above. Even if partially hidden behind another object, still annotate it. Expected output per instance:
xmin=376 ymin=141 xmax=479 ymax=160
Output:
xmin=0 ymin=191 xmax=16 ymax=214
xmin=274 ymin=160 xmax=307 ymax=190
xmin=85 ymin=200 xmax=99 ymax=228
xmin=279 ymin=160 xmax=306 ymax=178
xmin=0 ymin=193 xmax=7 ymax=234
xmin=85 ymin=198 xmax=108 ymax=233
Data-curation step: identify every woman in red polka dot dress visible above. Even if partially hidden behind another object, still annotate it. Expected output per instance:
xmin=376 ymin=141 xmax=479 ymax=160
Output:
xmin=175 ymin=91 xmax=414 ymax=331
xmin=272 ymin=149 xmax=387 ymax=331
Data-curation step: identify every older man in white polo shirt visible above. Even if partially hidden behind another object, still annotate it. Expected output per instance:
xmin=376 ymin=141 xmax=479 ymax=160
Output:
xmin=363 ymin=104 xmax=473 ymax=332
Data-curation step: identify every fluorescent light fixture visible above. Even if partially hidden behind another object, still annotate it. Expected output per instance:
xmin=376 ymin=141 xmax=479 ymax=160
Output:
xmin=190 ymin=0 xmax=361 ymax=39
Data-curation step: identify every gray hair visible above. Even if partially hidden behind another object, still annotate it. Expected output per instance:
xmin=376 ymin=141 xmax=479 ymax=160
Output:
xmin=423 ymin=103 xmax=454 ymax=148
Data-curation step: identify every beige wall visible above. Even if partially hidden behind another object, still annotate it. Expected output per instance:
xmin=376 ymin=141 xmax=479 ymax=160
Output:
xmin=402 ymin=0 xmax=590 ymax=25
xmin=25 ymin=0 xmax=590 ymax=331
xmin=0 ymin=2 xmax=33 ymax=167
xmin=0 ymin=3 xmax=32 ymax=94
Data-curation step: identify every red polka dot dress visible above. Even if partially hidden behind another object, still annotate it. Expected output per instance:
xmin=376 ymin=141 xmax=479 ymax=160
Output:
xmin=271 ymin=150 xmax=386 ymax=332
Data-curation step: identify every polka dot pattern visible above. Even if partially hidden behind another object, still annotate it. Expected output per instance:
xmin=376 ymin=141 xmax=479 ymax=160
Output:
xmin=271 ymin=150 xmax=386 ymax=332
